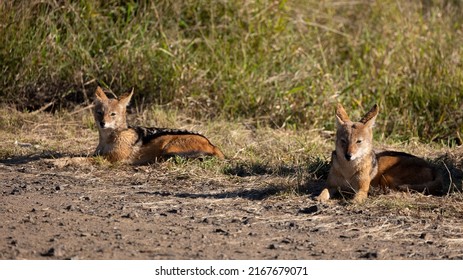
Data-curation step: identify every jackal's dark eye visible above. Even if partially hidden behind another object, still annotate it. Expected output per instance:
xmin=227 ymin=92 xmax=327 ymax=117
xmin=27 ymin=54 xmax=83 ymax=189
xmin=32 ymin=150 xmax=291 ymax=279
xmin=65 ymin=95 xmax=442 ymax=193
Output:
xmin=356 ymin=139 xmax=363 ymax=144
xmin=110 ymin=112 xmax=117 ymax=117
xmin=96 ymin=111 xmax=103 ymax=116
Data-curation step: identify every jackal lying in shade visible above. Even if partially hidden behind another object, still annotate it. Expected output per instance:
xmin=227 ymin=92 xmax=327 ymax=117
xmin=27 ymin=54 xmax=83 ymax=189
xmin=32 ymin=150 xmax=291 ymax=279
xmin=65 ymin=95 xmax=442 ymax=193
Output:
xmin=93 ymin=86 xmax=224 ymax=164
xmin=317 ymin=104 xmax=442 ymax=203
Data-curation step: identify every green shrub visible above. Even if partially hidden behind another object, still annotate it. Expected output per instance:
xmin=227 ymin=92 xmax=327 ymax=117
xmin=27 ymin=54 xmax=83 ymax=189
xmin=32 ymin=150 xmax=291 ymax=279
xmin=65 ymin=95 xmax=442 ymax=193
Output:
xmin=0 ymin=0 xmax=462 ymax=143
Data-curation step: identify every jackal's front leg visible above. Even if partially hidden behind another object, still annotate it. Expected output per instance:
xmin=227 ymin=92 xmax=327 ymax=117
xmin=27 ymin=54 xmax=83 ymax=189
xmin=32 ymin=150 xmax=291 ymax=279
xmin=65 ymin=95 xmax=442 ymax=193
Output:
xmin=352 ymin=175 xmax=370 ymax=204
xmin=316 ymin=173 xmax=339 ymax=203
xmin=317 ymin=168 xmax=340 ymax=202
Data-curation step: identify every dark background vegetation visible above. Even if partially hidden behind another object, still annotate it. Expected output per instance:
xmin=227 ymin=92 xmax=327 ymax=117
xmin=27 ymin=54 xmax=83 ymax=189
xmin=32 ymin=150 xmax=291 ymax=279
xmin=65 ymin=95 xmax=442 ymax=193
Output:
xmin=1 ymin=0 xmax=462 ymax=143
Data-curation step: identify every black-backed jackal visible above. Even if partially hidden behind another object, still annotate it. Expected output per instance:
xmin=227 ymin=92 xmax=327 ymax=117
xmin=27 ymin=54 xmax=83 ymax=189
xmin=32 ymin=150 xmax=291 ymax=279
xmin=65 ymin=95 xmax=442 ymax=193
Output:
xmin=317 ymin=104 xmax=442 ymax=203
xmin=93 ymin=87 xmax=224 ymax=164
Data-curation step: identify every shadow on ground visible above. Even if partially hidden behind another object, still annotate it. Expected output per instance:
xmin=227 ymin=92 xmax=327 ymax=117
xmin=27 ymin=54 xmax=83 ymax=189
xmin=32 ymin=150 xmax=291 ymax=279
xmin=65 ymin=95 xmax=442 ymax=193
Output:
xmin=136 ymin=184 xmax=289 ymax=201
xmin=0 ymin=151 xmax=68 ymax=165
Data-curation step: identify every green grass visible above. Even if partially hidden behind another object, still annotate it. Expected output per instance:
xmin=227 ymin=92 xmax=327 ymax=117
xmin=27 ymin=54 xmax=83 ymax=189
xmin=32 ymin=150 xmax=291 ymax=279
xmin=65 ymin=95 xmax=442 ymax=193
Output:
xmin=1 ymin=0 xmax=462 ymax=144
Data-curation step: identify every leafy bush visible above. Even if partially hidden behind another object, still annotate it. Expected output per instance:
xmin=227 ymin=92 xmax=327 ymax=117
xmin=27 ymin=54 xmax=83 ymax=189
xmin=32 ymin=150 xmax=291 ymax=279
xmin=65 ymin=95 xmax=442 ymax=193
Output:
xmin=0 ymin=0 xmax=462 ymax=143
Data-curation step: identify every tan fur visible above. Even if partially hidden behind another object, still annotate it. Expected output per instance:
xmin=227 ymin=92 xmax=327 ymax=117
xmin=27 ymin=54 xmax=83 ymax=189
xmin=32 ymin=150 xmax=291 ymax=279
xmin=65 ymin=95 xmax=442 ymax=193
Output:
xmin=317 ymin=104 xmax=442 ymax=203
xmin=93 ymin=87 xmax=224 ymax=164
xmin=132 ymin=134 xmax=224 ymax=164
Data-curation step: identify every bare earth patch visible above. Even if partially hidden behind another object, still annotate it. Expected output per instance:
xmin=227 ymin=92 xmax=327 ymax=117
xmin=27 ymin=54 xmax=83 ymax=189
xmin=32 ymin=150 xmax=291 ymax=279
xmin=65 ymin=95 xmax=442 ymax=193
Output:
xmin=1 ymin=108 xmax=462 ymax=259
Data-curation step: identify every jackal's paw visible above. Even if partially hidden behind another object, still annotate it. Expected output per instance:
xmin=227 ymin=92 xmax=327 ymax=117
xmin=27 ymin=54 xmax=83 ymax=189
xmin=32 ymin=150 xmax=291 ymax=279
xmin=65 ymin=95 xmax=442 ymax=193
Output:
xmin=352 ymin=192 xmax=368 ymax=204
xmin=316 ymin=188 xmax=331 ymax=203
xmin=45 ymin=157 xmax=90 ymax=168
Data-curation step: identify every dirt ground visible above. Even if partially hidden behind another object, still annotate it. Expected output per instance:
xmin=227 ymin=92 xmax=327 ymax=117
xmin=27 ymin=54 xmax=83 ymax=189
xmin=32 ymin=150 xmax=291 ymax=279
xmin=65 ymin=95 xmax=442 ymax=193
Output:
xmin=1 ymin=108 xmax=463 ymax=260
xmin=1 ymin=155 xmax=463 ymax=260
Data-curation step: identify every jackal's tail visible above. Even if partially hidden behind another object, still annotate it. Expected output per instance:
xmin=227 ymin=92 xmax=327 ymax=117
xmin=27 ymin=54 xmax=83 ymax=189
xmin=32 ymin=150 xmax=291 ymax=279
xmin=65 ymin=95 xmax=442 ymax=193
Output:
xmin=161 ymin=135 xmax=225 ymax=160
xmin=164 ymin=146 xmax=225 ymax=160
xmin=214 ymin=146 xmax=225 ymax=159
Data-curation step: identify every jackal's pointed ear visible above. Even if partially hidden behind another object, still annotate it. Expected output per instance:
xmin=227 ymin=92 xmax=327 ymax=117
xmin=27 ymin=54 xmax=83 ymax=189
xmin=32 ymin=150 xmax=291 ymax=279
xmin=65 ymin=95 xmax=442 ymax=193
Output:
xmin=359 ymin=104 xmax=379 ymax=127
xmin=95 ymin=86 xmax=109 ymax=102
xmin=118 ymin=88 xmax=134 ymax=107
xmin=335 ymin=104 xmax=350 ymax=126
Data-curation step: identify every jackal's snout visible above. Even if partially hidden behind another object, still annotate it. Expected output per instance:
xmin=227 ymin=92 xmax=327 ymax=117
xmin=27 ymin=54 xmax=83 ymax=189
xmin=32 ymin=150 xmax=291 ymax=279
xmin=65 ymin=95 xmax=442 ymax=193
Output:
xmin=345 ymin=153 xmax=353 ymax=161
